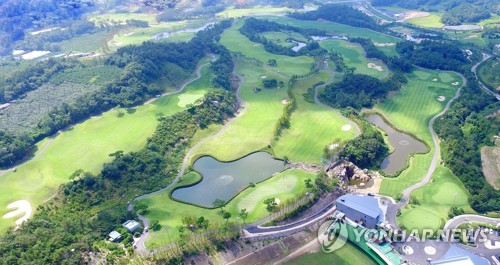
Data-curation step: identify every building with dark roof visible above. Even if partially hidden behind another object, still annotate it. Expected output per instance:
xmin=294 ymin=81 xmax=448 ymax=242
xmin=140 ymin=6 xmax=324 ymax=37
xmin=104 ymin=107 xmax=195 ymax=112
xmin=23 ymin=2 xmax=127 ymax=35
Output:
xmin=336 ymin=194 xmax=384 ymax=228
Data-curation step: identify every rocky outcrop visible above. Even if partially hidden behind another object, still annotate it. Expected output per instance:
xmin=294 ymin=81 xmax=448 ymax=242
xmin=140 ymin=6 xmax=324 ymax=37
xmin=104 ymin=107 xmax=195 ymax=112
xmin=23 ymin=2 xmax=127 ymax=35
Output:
xmin=326 ymin=160 xmax=374 ymax=185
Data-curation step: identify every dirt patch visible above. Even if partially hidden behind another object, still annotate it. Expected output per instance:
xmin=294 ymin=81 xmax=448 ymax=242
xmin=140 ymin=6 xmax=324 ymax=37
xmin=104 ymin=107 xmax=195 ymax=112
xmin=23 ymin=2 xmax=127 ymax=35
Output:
xmin=281 ymin=99 xmax=290 ymax=105
xmin=2 ymin=200 xmax=33 ymax=228
xmin=367 ymin=62 xmax=383 ymax=71
xmin=452 ymin=82 xmax=459 ymax=86
xmin=399 ymin=11 xmax=430 ymax=21
xmin=481 ymin=141 xmax=500 ymax=190
xmin=374 ymin=42 xmax=395 ymax=47
xmin=437 ymin=96 xmax=446 ymax=101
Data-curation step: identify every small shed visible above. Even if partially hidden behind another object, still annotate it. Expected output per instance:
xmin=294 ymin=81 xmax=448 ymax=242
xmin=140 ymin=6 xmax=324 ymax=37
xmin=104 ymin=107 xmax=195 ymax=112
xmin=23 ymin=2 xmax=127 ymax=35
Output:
xmin=108 ymin=230 xmax=121 ymax=242
xmin=122 ymin=220 xmax=140 ymax=232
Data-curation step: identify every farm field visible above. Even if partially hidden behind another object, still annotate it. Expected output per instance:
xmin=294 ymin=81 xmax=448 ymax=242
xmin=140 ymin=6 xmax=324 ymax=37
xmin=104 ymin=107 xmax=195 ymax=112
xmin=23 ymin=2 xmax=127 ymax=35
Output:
xmin=140 ymin=168 xmax=315 ymax=249
xmin=189 ymin=59 xmax=289 ymax=162
xmin=0 ymin=62 xmax=213 ymax=232
xmin=319 ymin=39 xmax=390 ymax=79
xmin=273 ymin=71 xmax=357 ymax=164
xmin=220 ymin=20 xmax=314 ymax=76
xmin=407 ymin=13 xmax=444 ymax=28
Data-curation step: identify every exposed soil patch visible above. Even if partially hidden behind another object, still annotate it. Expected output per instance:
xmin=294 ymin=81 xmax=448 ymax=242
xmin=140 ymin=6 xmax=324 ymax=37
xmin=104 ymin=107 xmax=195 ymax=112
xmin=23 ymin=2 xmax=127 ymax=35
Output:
xmin=399 ymin=11 xmax=430 ymax=21
xmin=481 ymin=140 xmax=500 ymax=190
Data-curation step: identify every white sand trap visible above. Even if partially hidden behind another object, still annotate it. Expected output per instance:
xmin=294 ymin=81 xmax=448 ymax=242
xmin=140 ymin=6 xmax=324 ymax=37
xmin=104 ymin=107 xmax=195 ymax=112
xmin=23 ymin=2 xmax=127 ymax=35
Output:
xmin=437 ymin=96 xmax=446 ymax=101
xmin=281 ymin=99 xmax=290 ymax=105
xmin=253 ymin=44 xmax=259 ymax=47
xmin=424 ymin=246 xmax=436 ymax=255
xmin=432 ymin=78 xmax=438 ymax=82
xmin=374 ymin=42 xmax=395 ymax=47
xmin=123 ymin=32 xmax=135 ymax=36
xmin=114 ymin=42 xmax=124 ymax=46
xmin=342 ymin=125 xmax=352 ymax=131
xmin=3 ymin=200 xmax=32 ymax=227
xmin=328 ymin=143 xmax=339 ymax=150
xmin=274 ymin=198 xmax=281 ymax=205
xmin=260 ymin=75 xmax=267 ymax=79
xmin=452 ymin=82 xmax=459 ymax=86
xmin=367 ymin=63 xmax=383 ymax=71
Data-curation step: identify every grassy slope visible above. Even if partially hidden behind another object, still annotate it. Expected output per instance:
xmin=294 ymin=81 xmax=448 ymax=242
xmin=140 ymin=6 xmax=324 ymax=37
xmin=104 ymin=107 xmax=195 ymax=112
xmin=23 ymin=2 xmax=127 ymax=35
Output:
xmin=376 ymin=69 xmax=473 ymax=231
xmin=0 ymin=62 xmax=213 ymax=232
xmin=261 ymin=16 xmax=400 ymax=56
xmin=261 ymin=31 xmax=307 ymax=48
xmin=407 ymin=13 xmax=444 ymax=28
xmin=141 ymin=169 xmax=315 ymax=249
xmin=319 ymin=40 xmax=390 ymax=79
xmin=273 ymin=71 xmax=356 ymax=164
xmin=216 ymin=6 xmax=292 ymax=18
xmin=221 ymin=20 xmax=314 ymax=76
xmin=477 ymin=59 xmax=500 ymax=90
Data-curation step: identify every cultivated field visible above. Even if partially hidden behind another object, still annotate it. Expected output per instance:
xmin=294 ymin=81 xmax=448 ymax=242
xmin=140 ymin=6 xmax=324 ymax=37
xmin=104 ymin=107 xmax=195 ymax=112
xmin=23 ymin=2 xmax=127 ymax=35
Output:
xmin=0 ymin=61 xmax=213 ymax=232
xmin=140 ymin=168 xmax=315 ymax=249
xmin=273 ymin=71 xmax=357 ymax=164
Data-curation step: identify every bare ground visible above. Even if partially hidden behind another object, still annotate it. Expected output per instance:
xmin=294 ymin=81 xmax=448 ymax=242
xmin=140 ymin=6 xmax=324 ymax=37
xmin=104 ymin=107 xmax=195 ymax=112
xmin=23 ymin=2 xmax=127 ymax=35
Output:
xmin=481 ymin=140 xmax=500 ymax=190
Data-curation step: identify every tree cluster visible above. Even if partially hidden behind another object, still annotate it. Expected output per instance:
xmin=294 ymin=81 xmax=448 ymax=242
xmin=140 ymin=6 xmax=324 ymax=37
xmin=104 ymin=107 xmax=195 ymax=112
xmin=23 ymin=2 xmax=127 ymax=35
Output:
xmin=340 ymin=123 xmax=389 ymax=169
xmin=349 ymin=38 xmax=413 ymax=73
xmin=441 ymin=3 xmax=491 ymax=25
xmin=320 ymin=74 xmax=399 ymax=109
xmin=396 ymin=40 xmax=467 ymax=71
xmin=0 ymin=0 xmax=96 ymax=55
xmin=289 ymin=4 xmax=384 ymax=31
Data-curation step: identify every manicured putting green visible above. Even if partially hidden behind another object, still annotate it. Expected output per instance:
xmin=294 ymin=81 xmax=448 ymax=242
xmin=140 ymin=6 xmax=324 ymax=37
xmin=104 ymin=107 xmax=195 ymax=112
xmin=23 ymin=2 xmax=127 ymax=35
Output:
xmin=287 ymin=241 xmax=376 ymax=265
xmin=397 ymin=206 xmax=442 ymax=232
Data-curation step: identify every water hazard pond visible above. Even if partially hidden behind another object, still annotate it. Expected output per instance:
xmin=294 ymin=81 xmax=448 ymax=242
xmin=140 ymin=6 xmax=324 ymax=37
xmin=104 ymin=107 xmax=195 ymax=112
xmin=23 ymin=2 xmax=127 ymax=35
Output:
xmin=366 ymin=114 xmax=427 ymax=175
xmin=171 ymin=152 xmax=285 ymax=207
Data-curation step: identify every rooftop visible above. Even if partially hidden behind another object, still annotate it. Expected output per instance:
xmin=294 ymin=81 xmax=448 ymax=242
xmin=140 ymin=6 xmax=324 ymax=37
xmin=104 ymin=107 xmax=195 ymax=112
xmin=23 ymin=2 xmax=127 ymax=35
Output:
xmin=336 ymin=194 xmax=381 ymax=219
xmin=122 ymin=220 xmax=140 ymax=231
xmin=430 ymin=245 xmax=489 ymax=265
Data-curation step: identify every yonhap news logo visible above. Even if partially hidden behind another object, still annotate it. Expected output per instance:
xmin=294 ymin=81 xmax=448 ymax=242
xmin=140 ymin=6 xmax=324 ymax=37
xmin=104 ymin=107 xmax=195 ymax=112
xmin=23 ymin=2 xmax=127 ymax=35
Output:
xmin=317 ymin=220 xmax=348 ymax=253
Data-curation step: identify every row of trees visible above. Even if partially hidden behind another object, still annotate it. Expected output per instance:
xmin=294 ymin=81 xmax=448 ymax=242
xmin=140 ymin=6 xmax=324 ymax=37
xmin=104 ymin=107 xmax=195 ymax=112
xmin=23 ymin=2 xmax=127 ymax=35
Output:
xmin=0 ymin=20 xmax=233 ymax=168
xmin=239 ymin=18 xmax=326 ymax=57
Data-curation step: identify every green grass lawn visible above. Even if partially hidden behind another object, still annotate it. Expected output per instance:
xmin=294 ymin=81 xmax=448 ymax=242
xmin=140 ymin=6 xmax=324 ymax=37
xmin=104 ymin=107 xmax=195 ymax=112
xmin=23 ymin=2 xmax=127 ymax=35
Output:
xmin=261 ymin=16 xmax=400 ymax=56
xmin=407 ymin=13 xmax=444 ymax=28
xmin=319 ymin=40 xmax=390 ymax=79
xmin=375 ymin=69 xmax=472 ymax=231
xmin=287 ymin=242 xmax=376 ymax=265
xmin=0 ymin=62 xmax=213 ymax=233
xmin=140 ymin=168 xmax=315 ymax=249
xmin=397 ymin=165 xmax=473 ymax=232
xmin=261 ymin=31 xmax=307 ymax=48
xmin=273 ymin=71 xmax=357 ymax=164
xmin=221 ymin=20 xmax=314 ymax=76
xmin=216 ymin=6 xmax=292 ymax=18
xmin=189 ymin=59 xmax=289 ymax=162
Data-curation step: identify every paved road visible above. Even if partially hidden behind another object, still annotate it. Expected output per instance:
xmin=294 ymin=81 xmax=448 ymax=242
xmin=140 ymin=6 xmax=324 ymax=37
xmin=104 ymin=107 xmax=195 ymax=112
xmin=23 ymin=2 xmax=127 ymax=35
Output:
xmin=471 ymin=53 xmax=498 ymax=99
xmin=130 ymin=59 xmax=246 ymax=255
xmin=444 ymin=214 xmax=500 ymax=230
xmin=386 ymin=71 xmax=467 ymax=229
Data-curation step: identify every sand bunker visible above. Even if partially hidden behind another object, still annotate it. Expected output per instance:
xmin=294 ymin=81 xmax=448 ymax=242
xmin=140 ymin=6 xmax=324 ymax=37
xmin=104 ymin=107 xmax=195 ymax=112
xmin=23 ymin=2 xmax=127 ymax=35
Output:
xmin=342 ymin=125 xmax=352 ymax=131
xmin=437 ymin=96 xmax=446 ymax=102
xmin=451 ymin=82 xmax=459 ymax=86
xmin=260 ymin=75 xmax=267 ymax=79
xmin=328 ymin=143 xmax=339 ymax=150
xmin=367 ymin=63 xmax=383 ymax=71
xmin=3 ymin=200 xmax=32 ymax=227
xmin=114 ymin=42 xmax=124 ymax=46
xmin=281 ymin=99 xmax=290 ymax=105
xmin=274 ymin=198 xmax=281 ymax=205
xmin=432 ymin=78 xmax=438 ymax=82
xmin=374 ymin=42 xmax=395 ymax=47
xmin=123 ymin=32 xmax=135 ymax=36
